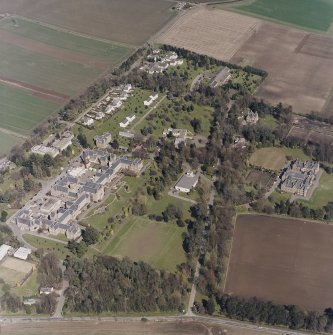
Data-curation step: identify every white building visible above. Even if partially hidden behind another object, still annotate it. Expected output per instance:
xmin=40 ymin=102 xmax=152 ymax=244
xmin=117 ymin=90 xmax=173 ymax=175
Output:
xmin=144 ymin=93 xmax=159 ymax=106
xmin=31 ymin=145 xmax=59 ymax=158
xmin=13 ymin=247 xmax=32 ymax=260
xmin=123 ymin=84 xmax=132 ymax=93
xmin=82 ymin=117 xmax=94 ymax=127
xmin=94 ymin=112 xmax=105 ymax=120
xmin=40 ymin=287 xmax=54 ymax=295
xmin=175 ymin=172 xmax=199 ymax=193
xmin=119 ymin=131 xmax=135 ymax=139
xmin=0 ymin=244 xmax=12 ymax=261
xmin=119 ymin=115 xmax=136 ymax=128
xmin=119 ymin=92 xmax=128 ymax=101
xmin=170 ymin=59 xmax=184 ymax=67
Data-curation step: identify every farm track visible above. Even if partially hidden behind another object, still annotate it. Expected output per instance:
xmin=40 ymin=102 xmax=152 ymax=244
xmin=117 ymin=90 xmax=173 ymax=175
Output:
xmin=12 ymin=14 xmax=137 ymax=49
xmin=0 ymin=126 xmax=28 ymax=139
xmin=0 ymin=75 xmax=69 ymax=103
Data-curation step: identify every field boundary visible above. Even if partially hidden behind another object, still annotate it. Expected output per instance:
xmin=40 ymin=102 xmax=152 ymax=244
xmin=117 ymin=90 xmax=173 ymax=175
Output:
xmin=0 ymin=75 xmax=69 ymax=103
xmin=221 ymin=5 xmax=332 ymax=34
xmin=12 ymin=14 xmax=137 ymax=49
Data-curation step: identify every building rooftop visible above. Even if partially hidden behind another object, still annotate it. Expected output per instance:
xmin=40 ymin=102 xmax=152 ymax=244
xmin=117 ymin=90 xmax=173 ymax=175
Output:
xmin=175 ymin=172 xmax=199 ymax=191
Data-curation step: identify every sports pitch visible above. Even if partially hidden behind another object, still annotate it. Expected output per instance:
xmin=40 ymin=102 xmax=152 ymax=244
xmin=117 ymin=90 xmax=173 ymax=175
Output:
xmin=0 ymin=257 xmax=34 ymax=286
xmin=228 ymin=0 xmax=333 ymax=32
xmin=100 ymin=216 xmax=186 ymax=272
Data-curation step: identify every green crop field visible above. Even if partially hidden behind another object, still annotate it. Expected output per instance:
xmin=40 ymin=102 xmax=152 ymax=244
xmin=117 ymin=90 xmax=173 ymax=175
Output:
xmin=103 ymin=216 xmax=186 ymax=272
xmin=0 ymin=17 xmax=131 ymax=59
xmin=0 ymin=132 xmax=23 ymax=157
xmin=0 ymin=16 xmax=133 ymax=154
xmin=0 ymin=82 xmax=59 ymax=133
xmin=0 ymin=42 xmax=104 ymax=96
xmin=230 ymin=0 xmax=333 ymax=32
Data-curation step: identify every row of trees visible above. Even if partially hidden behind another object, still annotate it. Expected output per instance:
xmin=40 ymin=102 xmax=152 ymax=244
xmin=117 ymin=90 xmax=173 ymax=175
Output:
xmin=161 ymin=45 xmax=268 ymax=79
xmin=253 ymin=197 xmax=333 ymax=222
xmin=215 ymin=295 xmax=333 ymax=333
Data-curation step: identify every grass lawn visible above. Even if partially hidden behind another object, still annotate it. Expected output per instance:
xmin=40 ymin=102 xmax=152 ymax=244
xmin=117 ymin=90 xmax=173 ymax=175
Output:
xmin=301 ymin=172 xmax=333 ymax=209
xmin=74 ymin=88 xmax=153 ymax=146
xmin=230 ymin=0 xmax=333 ymax=32
xmin=258 ymin=115 xmax=279 ymax=128
xmin=84 ymin=175 xmax=148 ymax=231
xmin=98 ymin=216 xmax=186 ymax=272
xmin=0 ymin=42 xmax=102 ymax=96
xmin=230 ymin=69 xmax=263 ymax=93
xmin=12 ymin=270 xmax=39 ymax=298
xmin=84 ymin=173 xmax=192 ymax=231
xmin=23 ymin=234 xmax=69 ymax=260
xmin=282 ymin=147 xmax=311 ymax=161
xmin=269 ymin=190 xmax=290 ymax=204
xmin=249 ymin=147 xmax=310 ymax=171
xmin=0 ymin=82 xmax=60 ymax=134
xmin=0 ymin=267 xmax=25 ymax=286
xmin=135 ymin=98 xmax=213 ymax=139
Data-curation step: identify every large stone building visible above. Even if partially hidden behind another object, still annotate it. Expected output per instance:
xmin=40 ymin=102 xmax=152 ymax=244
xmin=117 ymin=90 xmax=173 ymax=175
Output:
xmin=280 ymin=160 xmax=320 ymax=197
xmin=94 ymin=132 xmax=112 ymax=149
xmin=14 ymin=150 xmax=143 ymax=239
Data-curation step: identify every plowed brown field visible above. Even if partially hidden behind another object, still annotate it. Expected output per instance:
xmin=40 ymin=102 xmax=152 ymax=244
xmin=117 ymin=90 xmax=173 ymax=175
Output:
xmin=225 ymin=215 xmax=333 ymax=311
xmin=157 ymin=7 xmax=333 ymax=116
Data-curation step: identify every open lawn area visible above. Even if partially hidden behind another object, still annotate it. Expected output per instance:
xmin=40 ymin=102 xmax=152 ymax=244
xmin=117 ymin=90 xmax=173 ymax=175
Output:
xmin=0 ymin=267 xmax=25 ymax=287
xmin=301 ymin=172 xmax=333 ymax=209
xmin=102 ymin=216 xmax=186 ymax=272
xmin=12 ymin=270 xmax=38 ymax=298
xmin=134 ymin=98 xmax=213 ymax=139
xmin=23 ymin=234 xmax=69 ymax=260
xmin=228 ymin=0 xmax=333 ymax=32
xmin=229 ymin=69 xmax=263 ymax=94
xmin=84 ymin=173 xmax=192 ymax=231
xmin=74 ymin=88 xmax=154 ymax=147
xmin=249 ymin=147 xmax=310 ymax=171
